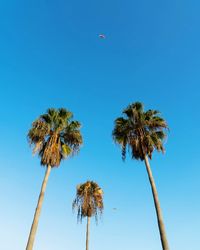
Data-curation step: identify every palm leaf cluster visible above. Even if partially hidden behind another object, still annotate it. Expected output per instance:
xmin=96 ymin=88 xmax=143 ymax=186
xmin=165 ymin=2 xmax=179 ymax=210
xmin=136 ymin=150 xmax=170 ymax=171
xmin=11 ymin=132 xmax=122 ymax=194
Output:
xmin=112 ymin=102 xmax=168 ymax=160
xmin=73 ymin=181 xmax=103 ymax=222
xmin=28 ymin=108 xmax=82 ymax=167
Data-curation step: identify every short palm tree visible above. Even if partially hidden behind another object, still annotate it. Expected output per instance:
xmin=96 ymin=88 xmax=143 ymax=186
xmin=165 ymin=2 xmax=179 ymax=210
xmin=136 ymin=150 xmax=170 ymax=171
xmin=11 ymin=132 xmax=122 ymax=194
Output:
xmin=26 ymin=108 xmax=82 ymax=250
xmin=73 ymin=181 xmax=103 ymax=250
xmin=112 ymin=102 xmax=169 ymax=250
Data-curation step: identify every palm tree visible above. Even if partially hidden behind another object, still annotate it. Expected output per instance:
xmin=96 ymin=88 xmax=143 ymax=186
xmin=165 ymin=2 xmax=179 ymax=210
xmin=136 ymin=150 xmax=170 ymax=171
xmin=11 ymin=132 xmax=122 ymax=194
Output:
xmin=72 ymin=181 xmax=103 ymax=250
xmin=112 ymin=102 xmax=169 ymax=250
xmin=26 ymin=108 xmax=83 ymax=250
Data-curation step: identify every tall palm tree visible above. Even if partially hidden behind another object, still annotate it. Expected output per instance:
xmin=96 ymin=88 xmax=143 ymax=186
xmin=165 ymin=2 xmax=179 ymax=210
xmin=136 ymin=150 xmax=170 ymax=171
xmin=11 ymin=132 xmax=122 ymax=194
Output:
xmin=72 ymin=181 xmax=103 ymax=250
xmin=112 ymin=102 xmax=169 ymax=250
xmin=26 ymin=108 xmax=82 ymax=250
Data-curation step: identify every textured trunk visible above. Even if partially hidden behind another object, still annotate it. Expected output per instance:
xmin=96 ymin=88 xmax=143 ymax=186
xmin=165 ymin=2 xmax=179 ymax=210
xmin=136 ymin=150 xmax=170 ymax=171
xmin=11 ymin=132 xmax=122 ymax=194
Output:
xmin=86 ymin=216 xmax=90 ymax=250
xmin=144 ymin=155 xmax=169 ymax=250
xmin=26 ymin=164 xmax=51 ymax=250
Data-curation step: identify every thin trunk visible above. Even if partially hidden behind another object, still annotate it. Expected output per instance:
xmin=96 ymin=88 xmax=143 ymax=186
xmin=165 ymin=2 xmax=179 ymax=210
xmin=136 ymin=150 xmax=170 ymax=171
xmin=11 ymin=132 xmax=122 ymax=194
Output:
xmin=144 ymin=155 xmax=169 ymax=250
xmin=86 ymin=216 xmax=90 ymax=250
xmin=26 ymin=164 xmax=51 ymax=250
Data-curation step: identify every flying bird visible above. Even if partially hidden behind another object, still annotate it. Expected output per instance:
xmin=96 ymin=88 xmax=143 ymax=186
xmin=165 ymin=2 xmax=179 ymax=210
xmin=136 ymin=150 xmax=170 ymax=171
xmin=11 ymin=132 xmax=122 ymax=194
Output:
xmin=99 ymin=34 xmax=106 ymax=39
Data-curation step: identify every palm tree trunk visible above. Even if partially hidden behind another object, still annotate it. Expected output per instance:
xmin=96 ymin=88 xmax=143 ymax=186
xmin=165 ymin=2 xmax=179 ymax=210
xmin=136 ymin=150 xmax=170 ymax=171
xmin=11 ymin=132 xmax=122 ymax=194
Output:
xmin=144 ymin=155 xmax=169 ymax=250
xmin=86 ymin=216 xmax=90 ymax=250
xmin=26 ymin=164 xmax=51 ymax=250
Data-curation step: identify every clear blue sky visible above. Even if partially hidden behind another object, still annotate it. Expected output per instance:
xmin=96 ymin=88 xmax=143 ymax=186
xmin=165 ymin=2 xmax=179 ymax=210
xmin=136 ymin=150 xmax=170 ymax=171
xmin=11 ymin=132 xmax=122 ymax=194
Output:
xmin=0 ymin=0 xmax=200 ymax=249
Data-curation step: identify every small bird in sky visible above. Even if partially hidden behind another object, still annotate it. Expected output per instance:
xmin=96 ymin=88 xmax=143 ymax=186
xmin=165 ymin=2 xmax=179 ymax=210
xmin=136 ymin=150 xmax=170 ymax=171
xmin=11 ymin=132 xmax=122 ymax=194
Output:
xmin=99 ymin=34 xmax=106 ymax=39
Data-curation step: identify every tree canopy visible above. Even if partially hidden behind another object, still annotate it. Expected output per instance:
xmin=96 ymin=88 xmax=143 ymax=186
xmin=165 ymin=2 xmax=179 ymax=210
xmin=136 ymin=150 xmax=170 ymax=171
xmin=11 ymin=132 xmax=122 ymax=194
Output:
xmin=112 ymin=102 xmax=168 ymax=160
xmin=73 ymin=181 xmax=103 ymax=223
xmin=28 ymin=108 xmax=83 ymax=167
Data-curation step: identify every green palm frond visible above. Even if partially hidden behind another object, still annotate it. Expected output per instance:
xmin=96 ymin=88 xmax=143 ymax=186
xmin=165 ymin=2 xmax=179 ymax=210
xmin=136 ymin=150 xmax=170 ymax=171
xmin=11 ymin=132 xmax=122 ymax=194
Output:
xmin=28 ymin=119 xmax=50 ymax=144
xmin=58 ymin=108 xmax=72 ymax=120
xmin=61 ymin=143 xmax=72 ymax=158
xmin=47 ymin=108 xmax=58 ymax=119
xmin=123 ymin=102 xmax=144 ymax=117
xmin=62 ymin=121 xmax=83 ymax=154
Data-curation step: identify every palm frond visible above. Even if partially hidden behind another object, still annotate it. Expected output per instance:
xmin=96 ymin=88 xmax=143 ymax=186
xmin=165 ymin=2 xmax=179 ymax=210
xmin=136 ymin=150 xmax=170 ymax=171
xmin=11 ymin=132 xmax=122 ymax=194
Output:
xmin=58 ymin=108 xmax=72 ymax=120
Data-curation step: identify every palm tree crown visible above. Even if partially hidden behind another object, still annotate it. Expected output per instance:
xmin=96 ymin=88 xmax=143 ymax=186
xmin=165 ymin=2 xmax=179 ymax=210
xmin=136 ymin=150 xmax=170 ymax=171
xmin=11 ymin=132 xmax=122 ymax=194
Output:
xmin=28 ymin=108 xmax=83 ymax=167
xmin=112 ymin=102 xmax=168 ymax=160
xmin=73 ymin=181 xmax=103 ymax=222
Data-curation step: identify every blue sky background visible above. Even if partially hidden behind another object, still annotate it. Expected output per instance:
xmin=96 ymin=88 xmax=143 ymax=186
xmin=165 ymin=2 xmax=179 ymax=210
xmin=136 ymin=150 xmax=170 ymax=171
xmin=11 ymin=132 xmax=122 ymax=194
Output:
xmin=0 ymin=0 xmax=200 ymax=249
